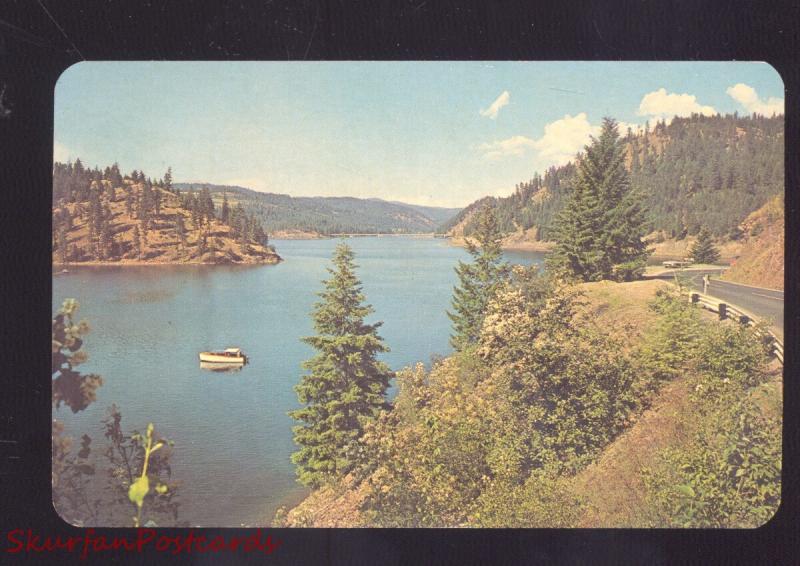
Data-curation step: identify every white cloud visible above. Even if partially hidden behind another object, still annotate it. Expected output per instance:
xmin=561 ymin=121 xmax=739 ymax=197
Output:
xmin=479 ymin=135 xmax=536 ymax=160
xmin=637 ymin=88 xmax=716 ymax=120
xmin=531 ymin=112 xmax=600 ymax=166
xmin=478 ymin=112 xmax=599 ymax=165
xmin=53 ymin=141 xmax=72 ymax=163
xmin=479 ymin=91 xmax=510 ymax=119
xmin=726 ymin=83 xmax=784 ymax=116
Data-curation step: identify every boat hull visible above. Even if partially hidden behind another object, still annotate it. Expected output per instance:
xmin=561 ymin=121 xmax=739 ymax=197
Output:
xmin=199 ymin=353 xmax=247 ymax=364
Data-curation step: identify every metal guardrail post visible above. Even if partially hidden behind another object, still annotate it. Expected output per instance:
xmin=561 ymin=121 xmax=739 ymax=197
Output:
xmin=683 ymin=289 xmax=783 ymax=365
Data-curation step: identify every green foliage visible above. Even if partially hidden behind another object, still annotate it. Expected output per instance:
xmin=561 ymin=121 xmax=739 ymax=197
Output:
xmin=691 ymin=322 xmax=770 ymax=398
xmin=102 ymin=405 xmax=181 ymax=527
xmin=447 ymin=206 xmax=510 ymax=350
xmin=357 ymin=279 xmax=639 ymax=527
xmin=478 ymin=282 xmax=640 ymax=473
xmin=642 ymin=398 xmax=780 ymax=528
xmin=641 ymin=310 xmax=778 ymax=528
xmin=289 ymin=243 xmax=393 ymax=488
xmin=52 ymin=299 xmax=103 ymax=413
xmin=635 ymin=288 xmax=704 ymax=393
xmin=689 ymin=227 xmax=721 ymax=264
xmin=547 ymin=118 xmax=651 ymax=281
xmin=469 ymin=471 xmax=585 ymax=528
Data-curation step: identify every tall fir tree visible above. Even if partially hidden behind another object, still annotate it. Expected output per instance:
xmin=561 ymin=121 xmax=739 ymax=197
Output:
xmin=163 ymin=167 xmax=173 ymax=192
xmin=289 ymin=243 xmax=392 ymax=488
xmin=220 ymin=193 xmax=230 ymax=224
xmin=547 ymin=117 xmax=650 ymax=281
xmin=690 ymin=227 xmax=721 ymax=264
xmin=131 ymin=225 xmax=142 ymax=259
xmin=447 ymin=205 xmax=510 ymax=350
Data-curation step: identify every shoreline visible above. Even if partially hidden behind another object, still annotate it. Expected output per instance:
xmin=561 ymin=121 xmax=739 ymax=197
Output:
xmin=53 ymin=257 xmax=282 ymax=268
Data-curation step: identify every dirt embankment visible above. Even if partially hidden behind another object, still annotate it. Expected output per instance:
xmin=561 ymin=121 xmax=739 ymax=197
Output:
xmin=721 ymin=196 xmax=784 ymax=290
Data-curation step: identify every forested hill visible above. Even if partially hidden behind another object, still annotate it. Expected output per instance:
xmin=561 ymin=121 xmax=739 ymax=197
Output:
xmin=441 ymin=113 xmax=783 ymax=242
xmin=175 ymin=183 xmax=461 ymax=236
xmin=52 ymin=162 xmax=280 ymax=265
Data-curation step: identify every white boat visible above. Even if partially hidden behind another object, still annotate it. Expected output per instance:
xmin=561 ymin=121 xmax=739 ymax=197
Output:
xmin=199 ymin=347 xmax=248 ymax=365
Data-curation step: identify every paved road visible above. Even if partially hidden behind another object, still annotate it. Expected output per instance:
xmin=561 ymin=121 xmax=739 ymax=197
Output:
xmin=704 ymin=278 xmax=783 ymax=338
xmin=648 ymin=269 xmax=784 ymax=338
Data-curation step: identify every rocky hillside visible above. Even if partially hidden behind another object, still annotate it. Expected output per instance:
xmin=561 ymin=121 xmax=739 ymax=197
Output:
xmin=721 ymin=196 xmax=784 ymax=289
xmin=440 ymin=113 xmax=783 ymax=253
xmin=53 ymin=163 xmax=280 ymax=265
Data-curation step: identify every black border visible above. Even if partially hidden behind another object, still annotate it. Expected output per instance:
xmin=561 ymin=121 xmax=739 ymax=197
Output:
xmin=1 ymin=1 xmax=797 ymax=563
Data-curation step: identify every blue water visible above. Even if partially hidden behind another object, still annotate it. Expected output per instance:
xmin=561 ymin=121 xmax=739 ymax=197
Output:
xmin=52 ymin=237 xmax=544 ymax=526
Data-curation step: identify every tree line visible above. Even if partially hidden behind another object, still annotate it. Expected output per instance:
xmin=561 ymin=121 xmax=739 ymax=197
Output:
xmin=446 ymin=112 xmax=783 ymax=242
xmin=52 ymin=161 xmax=269 ymax=262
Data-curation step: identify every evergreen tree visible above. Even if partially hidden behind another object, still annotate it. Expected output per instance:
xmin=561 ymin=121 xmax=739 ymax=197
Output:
xmin=131 ymin=225 xmax=142 ymax=259
xmin=548 ymin=118 xmax=650 ymax=281
xmin=289 ymin=243 xmax=392 ymax=488
xmin=163 ymin=167 xmax=173 ymax=192
xmin=220 ymin=193 xmax=230 ymax=224
xmin=174 ymin=216 xmax=187 ymax=249
xmin=56 ymin=224 xmax=68 ymax=264
xmin=153 ymin=188 xmax=162 ymax=216
xmin=447 ymin=206 xmax=510 ymax=350
xmin=690 ymin=227 xmax=721 ymax=264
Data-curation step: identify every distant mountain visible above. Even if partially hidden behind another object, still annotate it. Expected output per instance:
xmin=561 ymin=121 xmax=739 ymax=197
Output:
xmin=439 ymin=113 xmax=783 ymax=245
xmin=175 ymin=183 xmax=461 ymax=236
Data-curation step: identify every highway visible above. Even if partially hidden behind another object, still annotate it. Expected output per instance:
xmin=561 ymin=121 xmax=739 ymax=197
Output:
xmin=648 ymin=269 xmax=784 ymax=338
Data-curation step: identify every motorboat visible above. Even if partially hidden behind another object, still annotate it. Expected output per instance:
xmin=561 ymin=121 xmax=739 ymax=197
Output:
xmin=199 ymin=347 xmax=248 ymax=365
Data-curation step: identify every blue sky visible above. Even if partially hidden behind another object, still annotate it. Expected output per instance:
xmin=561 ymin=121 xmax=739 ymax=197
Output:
xmin=54 ymin=61 xmax=784 ymax=207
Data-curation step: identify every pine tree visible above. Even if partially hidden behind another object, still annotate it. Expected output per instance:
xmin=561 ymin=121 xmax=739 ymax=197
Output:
xmin=56 ymin=224 xmax=68 ymax=264
xmin=174 ymin=216 xmax=187 ymax=250
xmin=163 ymin=167 xmax=173 ymax=192
xmin=220 ymin=193 xmax=230 ymax=224
xmin=548 ymin=117 xmax=650 ymax=281
xmin=131 ymin=225 xmax=142 ymax=259
xmin=153 ymin=188 xmax=162 ymax=216
xmin=447 ymin=205 xmax=510 ymax=350
xmin=289 ymin=243 xmax=392 ymax=488
xmin=690 ymin=227 xmax=721 ymax=264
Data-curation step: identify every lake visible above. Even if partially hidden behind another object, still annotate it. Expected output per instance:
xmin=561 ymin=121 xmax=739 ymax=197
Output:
xmin=53 ymin=236 xmax=545 ymax=527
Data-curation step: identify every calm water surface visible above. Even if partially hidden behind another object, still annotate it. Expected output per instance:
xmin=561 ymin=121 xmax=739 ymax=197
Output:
xmin=53 ymin=237 xmax=544 ymax=526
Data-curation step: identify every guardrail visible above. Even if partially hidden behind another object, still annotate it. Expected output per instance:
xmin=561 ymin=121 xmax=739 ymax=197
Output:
xmin=687 ymin=291 xmax=783 ymax=364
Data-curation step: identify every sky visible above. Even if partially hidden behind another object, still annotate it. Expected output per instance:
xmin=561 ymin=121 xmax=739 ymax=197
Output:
xmin=54 ymin=61 xmax=784 ymax=208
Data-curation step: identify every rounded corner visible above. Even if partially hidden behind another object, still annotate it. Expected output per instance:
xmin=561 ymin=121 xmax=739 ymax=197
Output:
xmin=51 ymin=496 xmax=87 ymax=529
xmin=755 ymin=61 xmax=787 ymax=93
xmin=54 ymin=61 xmax=88 ymax=96
xmin=751 ymin=495 xmax=783 ymax=530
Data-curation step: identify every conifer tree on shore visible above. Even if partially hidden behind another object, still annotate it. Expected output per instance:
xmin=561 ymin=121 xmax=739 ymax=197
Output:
xmin=690 ymin=227 xmax=721 ymax=264
xmin=290 ymin=243 xmax=392 ymax=488
xmin=547 ymin=118 xmax=650 ymax=281
xmin=448 ymin=206 xmax=510 ymax=350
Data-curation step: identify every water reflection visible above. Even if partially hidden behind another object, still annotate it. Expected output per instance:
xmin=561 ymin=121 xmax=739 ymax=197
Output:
xmin=199 ymin=361 xmax=245 ymax=372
